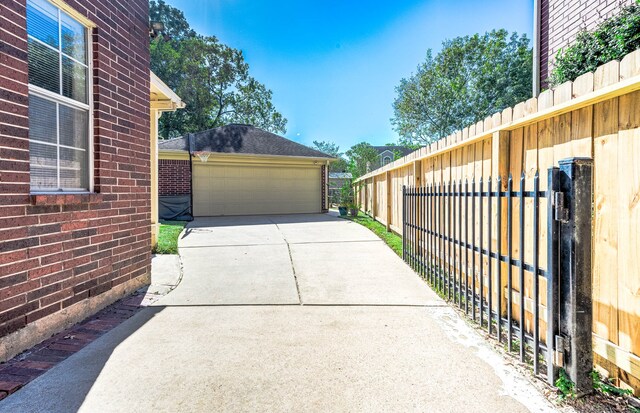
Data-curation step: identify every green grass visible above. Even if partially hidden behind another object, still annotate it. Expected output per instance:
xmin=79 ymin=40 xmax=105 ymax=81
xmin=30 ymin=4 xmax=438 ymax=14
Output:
xmin=340 ymin=212 xmax=403 ymax=257
xmin=153 ymin=220 xmax=188 ymax=254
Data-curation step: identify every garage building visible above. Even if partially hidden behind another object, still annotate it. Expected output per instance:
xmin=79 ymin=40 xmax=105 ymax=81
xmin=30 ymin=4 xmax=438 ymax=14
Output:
xmin=158 ymin=124 xmax=334 ymax=218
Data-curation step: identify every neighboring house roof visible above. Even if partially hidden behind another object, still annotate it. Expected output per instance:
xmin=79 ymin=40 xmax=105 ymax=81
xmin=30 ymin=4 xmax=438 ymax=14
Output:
xmin=158 ymin=124 xmax=334 ymax=159
xmin=371 ymin=146 xmax=414 ymax=157
xmin=329 ymin=172 xmax=352 ymax=179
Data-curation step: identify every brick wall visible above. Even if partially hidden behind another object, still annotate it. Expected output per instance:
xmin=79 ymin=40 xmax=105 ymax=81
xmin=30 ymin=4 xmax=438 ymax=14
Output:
xmin=159 ymin=159 xmax=191 ymax=196
xmin=0 ymin=0 xmax=151 ymax=354
xmin=540 ymin=0 xmax=634 ymax=85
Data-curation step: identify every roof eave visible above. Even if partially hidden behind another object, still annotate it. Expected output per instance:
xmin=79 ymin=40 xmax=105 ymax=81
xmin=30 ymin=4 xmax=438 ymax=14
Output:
xmin=150 ymin=72 xmax=185 ymax=111
xmin=158 ymin=148 xmax=335 ymax=162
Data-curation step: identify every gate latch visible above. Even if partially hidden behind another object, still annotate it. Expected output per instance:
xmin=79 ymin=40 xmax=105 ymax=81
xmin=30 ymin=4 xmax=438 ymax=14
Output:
xmin=553 ymin=191 xmax=569 ymax=223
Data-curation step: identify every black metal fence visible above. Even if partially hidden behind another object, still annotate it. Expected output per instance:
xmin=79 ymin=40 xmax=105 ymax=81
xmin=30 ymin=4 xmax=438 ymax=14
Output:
xmin=402 ymin=171 xmax=560 ymax=384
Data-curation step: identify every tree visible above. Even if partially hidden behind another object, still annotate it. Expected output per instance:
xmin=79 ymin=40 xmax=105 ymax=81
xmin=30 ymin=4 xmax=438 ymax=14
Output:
xmin=392 ymin=30 xmax=532 ymax=145
xmin=149 ymin=0 xmax=195 ymax=39
xmin=312 ymin=140 xmax=348 ymax=172
xmin=312 ymin=140 xmax=341 ymax=157
xmin=149 ymin=1 xmax=288 ymax=138
xmin=345 ymin=142 xmax=380 ymax=179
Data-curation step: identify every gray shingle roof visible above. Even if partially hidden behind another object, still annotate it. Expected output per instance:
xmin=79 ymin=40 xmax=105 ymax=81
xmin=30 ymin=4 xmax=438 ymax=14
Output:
xmin=158 ymin=124 xmax=334 ymax=159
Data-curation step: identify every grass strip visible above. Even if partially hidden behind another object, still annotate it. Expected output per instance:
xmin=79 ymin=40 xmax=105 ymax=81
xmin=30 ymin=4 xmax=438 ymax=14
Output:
xmin=340 ymin=212 xmax=402 ymax=257
xmin=153 ymin=220 xmax=188 ymax=254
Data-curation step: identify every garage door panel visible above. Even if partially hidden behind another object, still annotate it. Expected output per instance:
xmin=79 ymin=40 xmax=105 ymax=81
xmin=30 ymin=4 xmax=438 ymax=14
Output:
xmin=193 ymin=163 xmax=321 ymax=216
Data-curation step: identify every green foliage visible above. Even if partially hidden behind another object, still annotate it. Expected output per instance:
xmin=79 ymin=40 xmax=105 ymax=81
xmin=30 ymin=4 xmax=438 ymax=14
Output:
xmin=149 ymin=1 xmax=287 ymax=138
xmin=149 ymin=0 xmax=195 ymax=39
xmin=338 ymin=180 xmax=354 ymax=207
xmin=591 ymin=370 xmax=633 ymax=397
xmin=504 ymin=339 xmax=521 ymax=354
xmin=345 ymin=142 xmax=380 ymax=178
xmin=153 ymin=221 xmax=187 ymax=254
xmin=342 ymin=213 xmax=403 ymax=257
xmin=551 ymin=2 xmax=640 ymax=86
xmin=555 ymin=369 xmax=577 ymax=400
xmin=392 ymin=29 xmax=532 ymax=145
xmin=312 ymin=140 xmax=348 ymax=172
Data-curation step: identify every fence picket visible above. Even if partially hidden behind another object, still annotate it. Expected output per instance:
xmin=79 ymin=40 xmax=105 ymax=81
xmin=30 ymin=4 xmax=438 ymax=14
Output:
xmin=480 ymin=178 xmax=484 ymax=327
xmin=497 ymin=176 xmax=503 ymax=342
xmin=488 ymin=177 xmax=493 ymax=335
xmin=519 ymin=173 xmax=526 ymax=362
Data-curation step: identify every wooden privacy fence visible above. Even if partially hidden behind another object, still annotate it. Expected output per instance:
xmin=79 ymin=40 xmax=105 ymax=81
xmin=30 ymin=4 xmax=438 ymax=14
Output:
xmin=355 ymin=49 xmax=640 ymax=393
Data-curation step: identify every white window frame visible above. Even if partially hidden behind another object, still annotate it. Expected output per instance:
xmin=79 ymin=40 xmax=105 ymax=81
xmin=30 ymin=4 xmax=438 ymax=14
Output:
xmin=27 ymin=0 xmax=94 ymax=193
xmin=382 ymin=156 xmax=392 ymax=165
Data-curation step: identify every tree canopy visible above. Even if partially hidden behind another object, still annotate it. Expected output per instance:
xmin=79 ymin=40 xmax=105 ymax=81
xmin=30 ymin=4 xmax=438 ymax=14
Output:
xmin=391 ymin=29 xmax=532 ymax=145
xmin=149 ymin=0 xmax=287 ymax=138
xmin=345 ymin=142 xmax=380 ymax=179
xmin=312 ymin=140 xmax=348 ymax=172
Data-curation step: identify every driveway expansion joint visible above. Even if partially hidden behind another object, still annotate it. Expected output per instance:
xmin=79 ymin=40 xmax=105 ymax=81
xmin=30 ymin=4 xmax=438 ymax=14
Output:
xmin=269 ymin=218 xmax=303 ymax=306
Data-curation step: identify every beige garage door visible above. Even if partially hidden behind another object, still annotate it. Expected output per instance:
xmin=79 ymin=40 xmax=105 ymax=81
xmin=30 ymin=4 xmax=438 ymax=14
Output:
xmin=193 ymin=163 xmax=322 ymax=216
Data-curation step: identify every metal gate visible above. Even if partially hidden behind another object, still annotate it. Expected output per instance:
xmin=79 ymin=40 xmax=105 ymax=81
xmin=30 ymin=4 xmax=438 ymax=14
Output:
xmin=402 ymin=158 xmax=593 ymax=392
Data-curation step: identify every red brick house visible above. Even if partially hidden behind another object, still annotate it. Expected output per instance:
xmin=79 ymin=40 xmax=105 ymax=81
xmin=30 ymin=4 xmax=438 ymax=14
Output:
xmin=534 ymin=0 xmax=635 ymax=92
xmin=0 ymin=0 xmax=152 ymax=360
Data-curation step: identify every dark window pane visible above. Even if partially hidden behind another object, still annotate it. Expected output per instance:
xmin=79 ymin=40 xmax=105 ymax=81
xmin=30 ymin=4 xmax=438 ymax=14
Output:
xmin=59 ymin=104 xmax=88 ymax=149
xmin=28 ymin=38 xmax=60 ymax=93
xmin=62 ymin=56 xmax=87 ymax=103
xmin=26 ymin=0 xmax=59 ymax=48
xmin=28 ymin=95 xmax=57 ymax=144
xmin=60 ymin=148 xmax=88 ymax=189
xmin=61 ymin=13 xmax=86 ymax=64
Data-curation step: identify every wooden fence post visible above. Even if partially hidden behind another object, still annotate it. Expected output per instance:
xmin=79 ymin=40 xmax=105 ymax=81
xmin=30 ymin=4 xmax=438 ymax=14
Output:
xmin=371 ymin=176 xmax=377 ymax=220
xmin=414 ymin=161 xmax=422 ymax=259
xmin=386 ymin=170 xmax=392 ymax=232
xmin=492 ymin=131 xmax=510 ymax=316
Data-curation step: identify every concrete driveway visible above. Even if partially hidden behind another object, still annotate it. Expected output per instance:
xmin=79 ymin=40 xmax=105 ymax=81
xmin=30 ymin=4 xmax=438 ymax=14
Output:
xmin=1 ymin=214 xmax=556 ymax=412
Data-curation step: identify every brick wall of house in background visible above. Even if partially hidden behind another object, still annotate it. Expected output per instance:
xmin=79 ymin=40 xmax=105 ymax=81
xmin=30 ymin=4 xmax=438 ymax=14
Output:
xmin=158 ymin=160 xmax=191 ymax=196
xmin=540 ymin=0 xmax=634 ymax=85
xmin=0 ymin=0 xmax=151 ymax=354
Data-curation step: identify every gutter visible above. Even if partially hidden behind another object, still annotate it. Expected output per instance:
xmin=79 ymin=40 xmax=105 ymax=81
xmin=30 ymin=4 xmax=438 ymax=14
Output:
xmin=158 ymin=149 xmax=336 ymax=163
xmin=533 ymin=0 xmax=541 ymax=97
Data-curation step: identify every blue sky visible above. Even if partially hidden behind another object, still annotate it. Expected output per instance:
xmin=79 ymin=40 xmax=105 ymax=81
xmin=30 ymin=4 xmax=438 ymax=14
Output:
xmin=166 ymin=0 xmax=533 ymax=151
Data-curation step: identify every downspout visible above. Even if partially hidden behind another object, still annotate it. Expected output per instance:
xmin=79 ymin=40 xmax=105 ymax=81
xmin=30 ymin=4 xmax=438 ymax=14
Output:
xmin=188 ymin=133 xmax=194 ymax=221
xmin=532 ymin=0 xmax=541 ymax=97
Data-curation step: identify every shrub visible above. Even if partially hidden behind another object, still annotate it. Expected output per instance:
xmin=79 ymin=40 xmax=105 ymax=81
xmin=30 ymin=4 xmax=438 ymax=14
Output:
xmin=550 ymin=1 xmax=640 ymax=86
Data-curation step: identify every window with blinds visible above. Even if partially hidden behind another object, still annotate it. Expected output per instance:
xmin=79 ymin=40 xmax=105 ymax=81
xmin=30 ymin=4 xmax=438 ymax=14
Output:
xmin=27 ymin=0 xmax=90 ymax=192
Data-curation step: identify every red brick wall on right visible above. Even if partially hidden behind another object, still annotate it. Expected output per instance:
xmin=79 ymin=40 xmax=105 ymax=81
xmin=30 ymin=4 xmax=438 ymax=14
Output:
xmin=159 ymin=160 xmax=191 ymax=196
xmin=540 ymin=0 xmax=634 ymax=86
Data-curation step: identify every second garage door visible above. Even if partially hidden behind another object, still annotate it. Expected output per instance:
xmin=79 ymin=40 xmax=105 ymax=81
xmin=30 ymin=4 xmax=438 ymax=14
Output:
xmin=193 ymin=163 xmax=322 ymax=216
